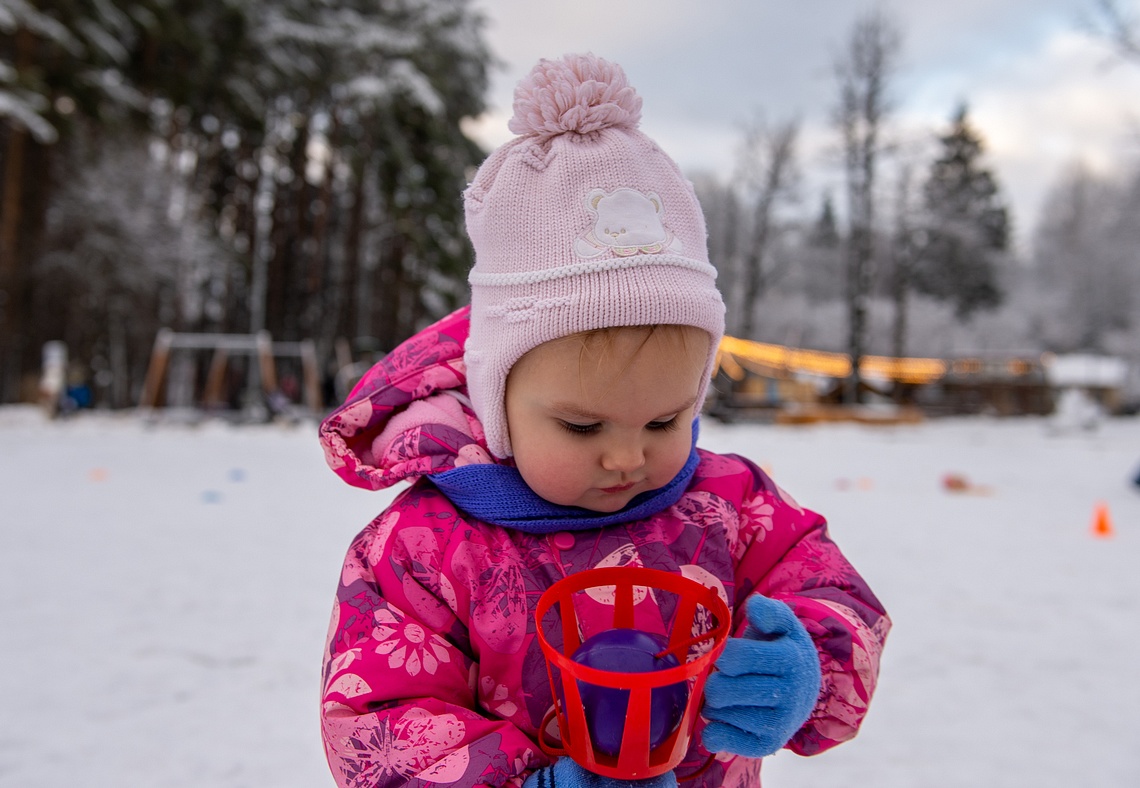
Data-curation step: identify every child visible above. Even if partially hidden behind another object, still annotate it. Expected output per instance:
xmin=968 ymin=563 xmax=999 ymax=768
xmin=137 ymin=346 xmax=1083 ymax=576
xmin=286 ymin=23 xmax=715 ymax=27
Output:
xmin=318 ymin=54 xmax=889 ymax=788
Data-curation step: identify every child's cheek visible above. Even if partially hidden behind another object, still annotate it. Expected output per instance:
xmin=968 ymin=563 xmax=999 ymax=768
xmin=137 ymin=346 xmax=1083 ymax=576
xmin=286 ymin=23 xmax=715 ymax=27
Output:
xmin=520 ymin=442 xmax=591 ymax=507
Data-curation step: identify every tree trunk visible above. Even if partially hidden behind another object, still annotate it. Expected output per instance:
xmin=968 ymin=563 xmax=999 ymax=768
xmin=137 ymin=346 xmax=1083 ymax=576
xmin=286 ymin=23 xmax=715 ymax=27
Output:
xmin=0 ymin=125 xmax=28 ymax=401
xmin=735 ymin=120 xmax=797 ymax=340
xmin=305 ymin=116 xmax=337 ymax=344
xmin=835 ymin=9 xmax=899 ymax=404
xmin=738 ymin=208 xmax=770 ymax=340
xmin=845 ymin=224 xmax=873 ymax=404
xmin=343 ymin=159 xmax=366 ymax=345
xmin=249 ymin=148 xmax=274 ymax=337
xmin=376 ymin=230 xmax=406 ymax=350
xmin=0 ymin=28 xmax=36 ymax=401
xmin=890 ymin=164 xmax=915 ymax=368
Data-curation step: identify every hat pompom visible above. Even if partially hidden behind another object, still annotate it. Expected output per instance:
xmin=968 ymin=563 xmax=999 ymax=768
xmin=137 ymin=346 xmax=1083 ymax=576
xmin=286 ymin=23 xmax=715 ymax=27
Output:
xmin=508 ymin=53 xmax=642 ymax=138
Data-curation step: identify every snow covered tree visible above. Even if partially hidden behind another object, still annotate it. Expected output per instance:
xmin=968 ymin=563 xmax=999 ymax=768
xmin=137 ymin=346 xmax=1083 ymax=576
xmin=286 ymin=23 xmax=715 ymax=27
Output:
xmin=221 ymin=0 xmax=490 ymax=355
xmin=732 ymin=116 xmax=799 ymax=339
xmin=2 ymin=0 xmax=490 ymax=406
xmin=913 ymin=104 xmax=1009 ymax=318
xmin=1031 ymin=161 xmax=1139 ymax=353
xmin=810 ymin=192 xmax=840 ymax=249
xmin=1089 ymin=0 xmax=1140 ymax=62
xmin=0 ymin=0 xmax=152 ymax=400
xmin=692 ymin=172 xmax=742 ymax=308
xmin=888 ymin=162 xmax=920 ymax=362
xmin=799 ymin=192 xmax=844 ymax=302
xmin=1 ymin=0 xmax=255 ymax=400
xmin=34 ymin=131 xmax=231 ymax=407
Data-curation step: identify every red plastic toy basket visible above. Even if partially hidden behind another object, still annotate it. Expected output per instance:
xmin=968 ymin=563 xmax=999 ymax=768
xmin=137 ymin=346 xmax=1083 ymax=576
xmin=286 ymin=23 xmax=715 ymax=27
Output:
xmin=534 ymin=566 xmax=731 ymax=780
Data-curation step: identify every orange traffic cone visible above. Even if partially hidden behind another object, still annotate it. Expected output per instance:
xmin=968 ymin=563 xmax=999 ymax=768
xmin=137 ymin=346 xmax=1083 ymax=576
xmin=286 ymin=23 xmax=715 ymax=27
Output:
xmin=1091 ymin=502 xmax=1114 ymax=539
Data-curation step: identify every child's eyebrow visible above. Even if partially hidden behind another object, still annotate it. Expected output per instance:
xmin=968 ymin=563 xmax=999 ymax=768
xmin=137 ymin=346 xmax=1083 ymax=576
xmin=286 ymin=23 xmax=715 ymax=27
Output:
xmin=550 ymin=402 xmax=606 ymax=420
xmin=551 ymin=396 xmax=697 ymax=422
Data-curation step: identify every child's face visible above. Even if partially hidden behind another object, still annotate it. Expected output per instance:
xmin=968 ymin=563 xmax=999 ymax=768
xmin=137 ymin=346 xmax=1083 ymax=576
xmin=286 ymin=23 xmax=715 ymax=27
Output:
xmin=504 ymin=326 xmax=710 ymax=513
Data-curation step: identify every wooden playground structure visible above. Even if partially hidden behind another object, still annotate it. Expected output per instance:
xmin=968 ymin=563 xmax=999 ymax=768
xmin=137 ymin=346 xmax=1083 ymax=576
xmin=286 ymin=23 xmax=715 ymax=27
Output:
xmin=710 ymin=334 xmax=1057 ymax=422
xmin=139 ymin=329 xmax=321 ymax=414
xmin=132 ymin=328 xmax=1123 ymax=423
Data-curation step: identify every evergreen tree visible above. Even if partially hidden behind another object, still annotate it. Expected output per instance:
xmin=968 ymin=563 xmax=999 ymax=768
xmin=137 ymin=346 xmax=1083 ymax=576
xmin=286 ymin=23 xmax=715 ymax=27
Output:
xmin=2 ymin=0 xmax=490 ymax=407
xmin=34 ymin=130 xmax=230 ymax=407
xmin=238 ymin=0 xmax=490 ymax=352
xmin=1 ymin=0 xmax=153 ymax=400
xmin=810 ymin=192 xmax=840 ymax=249
xmin=914 ymin=104 xmax=1009 ymax=318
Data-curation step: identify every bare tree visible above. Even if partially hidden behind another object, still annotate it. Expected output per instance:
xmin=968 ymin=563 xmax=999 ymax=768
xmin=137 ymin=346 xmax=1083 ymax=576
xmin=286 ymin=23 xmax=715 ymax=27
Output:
xmin=1090 ymin=0 xmax=1140 ymax=61
xmin=1032 ymin=162 xmax=1137 ymax=352
xmin=691 ymin=172 xmax=742 ymax=314
xmin=833 ymin=8 xmax=901 ymax=402
xmin=734 ymin=117 xmax=799 ymax=339
xmin=889 ymin=162 xmax=919 ymax=364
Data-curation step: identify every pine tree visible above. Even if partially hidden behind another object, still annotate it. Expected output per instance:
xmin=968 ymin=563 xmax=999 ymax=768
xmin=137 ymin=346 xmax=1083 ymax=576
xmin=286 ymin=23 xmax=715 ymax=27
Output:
xmin=238 ymin=0 xmax=490 ymax=352
xmin=810 ymin=192 xmax=840 ymax=249
xmin=914 ymin=104 xmax=1009 ymax=318
xmin=3 ymin=0 xmax=491 ymax=406
xmin=1 ymin=0 xmax=154 ymax=400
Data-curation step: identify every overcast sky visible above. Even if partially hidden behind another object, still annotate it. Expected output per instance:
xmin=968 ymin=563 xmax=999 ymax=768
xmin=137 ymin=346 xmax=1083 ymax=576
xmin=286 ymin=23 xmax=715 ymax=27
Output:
xmin=463 ymin=0 xmax=1140 ymax=252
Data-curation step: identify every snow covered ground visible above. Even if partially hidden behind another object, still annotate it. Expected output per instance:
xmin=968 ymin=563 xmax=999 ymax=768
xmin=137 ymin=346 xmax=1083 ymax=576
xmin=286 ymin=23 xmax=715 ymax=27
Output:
xmin=1 ymin=405 xmax=1138 ymax=788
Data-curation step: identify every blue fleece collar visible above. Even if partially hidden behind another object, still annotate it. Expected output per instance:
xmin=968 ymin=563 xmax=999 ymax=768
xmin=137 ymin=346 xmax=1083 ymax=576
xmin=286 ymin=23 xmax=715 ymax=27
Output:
xmin=429 ymin=421 xmax=700 ymax=533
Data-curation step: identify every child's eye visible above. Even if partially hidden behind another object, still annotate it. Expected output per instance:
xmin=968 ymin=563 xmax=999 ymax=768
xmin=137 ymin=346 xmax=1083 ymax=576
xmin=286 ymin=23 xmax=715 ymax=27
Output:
xmin=559 ymin=421 xmax=601 ymax=436
xmin=647 ymin=416 xmax=680 ymax=432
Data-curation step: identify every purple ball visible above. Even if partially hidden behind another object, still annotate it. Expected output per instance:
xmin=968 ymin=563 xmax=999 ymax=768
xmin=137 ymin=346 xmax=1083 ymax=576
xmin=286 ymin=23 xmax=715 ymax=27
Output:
xmin=568 ymin=629 xmax=689 ymax=756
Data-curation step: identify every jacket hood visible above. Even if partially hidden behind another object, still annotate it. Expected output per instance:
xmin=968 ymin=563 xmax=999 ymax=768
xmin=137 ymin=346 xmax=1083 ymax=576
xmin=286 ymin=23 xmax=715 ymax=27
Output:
xmin=319 ymin=307 xmax=495 ymax=491
xmin=319 ymin=305 xmax=702 ymax=533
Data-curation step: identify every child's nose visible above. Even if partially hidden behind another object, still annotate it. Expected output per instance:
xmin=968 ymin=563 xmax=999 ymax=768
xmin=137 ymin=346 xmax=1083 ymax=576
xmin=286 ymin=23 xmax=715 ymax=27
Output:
xmin=601 ymin=440 xmax=645 ymax=473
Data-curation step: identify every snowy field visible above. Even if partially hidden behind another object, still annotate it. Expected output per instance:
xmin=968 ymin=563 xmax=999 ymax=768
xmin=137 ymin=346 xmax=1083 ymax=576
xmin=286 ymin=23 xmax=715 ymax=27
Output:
xmin=1 ymin=405 xmax=1138 ymax=788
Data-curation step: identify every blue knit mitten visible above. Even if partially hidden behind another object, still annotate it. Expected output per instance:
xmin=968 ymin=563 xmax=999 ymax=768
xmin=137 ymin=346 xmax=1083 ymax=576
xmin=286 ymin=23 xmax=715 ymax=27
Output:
xmin=700 ymin=595 xmax=821 ymax=757
xmin=522 ymin=758 xmax=677 ymax=788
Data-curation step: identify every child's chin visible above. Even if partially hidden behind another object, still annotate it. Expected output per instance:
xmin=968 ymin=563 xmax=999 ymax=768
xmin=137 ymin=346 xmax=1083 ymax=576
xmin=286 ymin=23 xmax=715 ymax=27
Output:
xmin=579 ymin=493 xmax=635 ymax=513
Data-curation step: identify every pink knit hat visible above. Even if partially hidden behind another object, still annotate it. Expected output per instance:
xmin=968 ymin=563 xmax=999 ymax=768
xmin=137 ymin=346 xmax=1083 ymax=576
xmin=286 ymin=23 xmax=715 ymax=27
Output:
xmin=464 ymin=54 xmax=725 ymax=459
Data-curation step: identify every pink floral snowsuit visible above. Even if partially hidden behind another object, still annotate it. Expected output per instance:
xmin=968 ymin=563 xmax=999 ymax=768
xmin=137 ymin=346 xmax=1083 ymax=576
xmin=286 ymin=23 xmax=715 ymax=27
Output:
xmin=319 ymin=307 xmax=890 ymax=788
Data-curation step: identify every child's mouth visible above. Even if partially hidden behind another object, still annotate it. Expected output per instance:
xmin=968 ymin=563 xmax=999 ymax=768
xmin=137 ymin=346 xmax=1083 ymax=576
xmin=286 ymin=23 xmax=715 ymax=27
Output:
xmin=600 ymin=482 xmax=636 ymax=494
